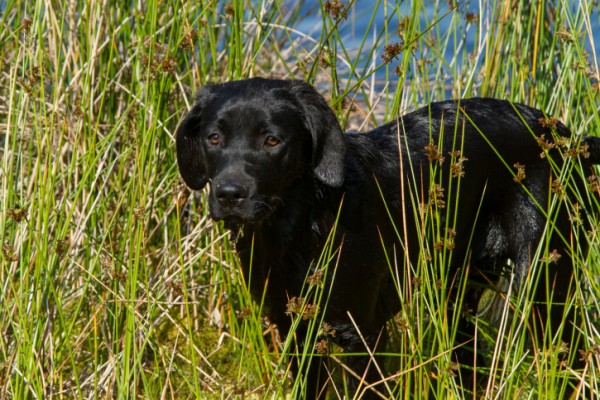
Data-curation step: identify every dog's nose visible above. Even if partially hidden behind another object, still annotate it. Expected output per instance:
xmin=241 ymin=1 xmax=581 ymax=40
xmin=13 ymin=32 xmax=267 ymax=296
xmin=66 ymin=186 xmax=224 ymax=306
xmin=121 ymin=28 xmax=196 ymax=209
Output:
xmin=214 ymin=181 xmax=248 ymax=205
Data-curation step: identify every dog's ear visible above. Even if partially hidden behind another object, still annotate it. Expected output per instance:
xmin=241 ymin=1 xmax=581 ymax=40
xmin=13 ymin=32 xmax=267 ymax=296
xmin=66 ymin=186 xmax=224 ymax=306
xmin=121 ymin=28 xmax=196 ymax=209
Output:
xmin=291 ymin=81 xmax=347 ymax=187
xmin=175 ymin=88 xmax=214 ymax=190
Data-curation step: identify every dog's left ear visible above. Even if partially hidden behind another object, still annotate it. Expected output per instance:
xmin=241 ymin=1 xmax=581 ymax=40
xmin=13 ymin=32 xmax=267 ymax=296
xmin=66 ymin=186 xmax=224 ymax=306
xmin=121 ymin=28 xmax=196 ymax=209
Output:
xmin=291 ymin=81 xmax=347 ymax=187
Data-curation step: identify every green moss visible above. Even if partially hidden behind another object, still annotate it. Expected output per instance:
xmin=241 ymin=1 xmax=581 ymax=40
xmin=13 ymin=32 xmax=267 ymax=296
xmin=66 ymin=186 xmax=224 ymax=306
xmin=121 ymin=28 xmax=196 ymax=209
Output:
xmin=153 ymin=314 xmax=239 ymax=397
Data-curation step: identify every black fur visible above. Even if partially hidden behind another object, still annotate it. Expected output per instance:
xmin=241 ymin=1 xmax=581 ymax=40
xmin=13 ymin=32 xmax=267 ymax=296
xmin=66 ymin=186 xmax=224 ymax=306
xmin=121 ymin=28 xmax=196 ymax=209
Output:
xmin=176 ymin=78 xmax=599 ymax=398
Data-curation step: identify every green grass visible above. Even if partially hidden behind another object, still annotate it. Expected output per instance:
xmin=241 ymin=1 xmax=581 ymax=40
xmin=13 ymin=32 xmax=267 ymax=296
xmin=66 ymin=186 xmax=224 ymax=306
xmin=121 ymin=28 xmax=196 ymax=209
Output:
xmin=1 ymin=0 xmax=599 ymax=398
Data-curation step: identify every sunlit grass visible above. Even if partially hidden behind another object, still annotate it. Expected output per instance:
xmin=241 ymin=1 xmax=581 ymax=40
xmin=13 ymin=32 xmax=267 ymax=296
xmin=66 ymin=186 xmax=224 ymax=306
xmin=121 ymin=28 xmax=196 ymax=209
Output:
xmin=1 ymin=0 xmax=599 ymax=398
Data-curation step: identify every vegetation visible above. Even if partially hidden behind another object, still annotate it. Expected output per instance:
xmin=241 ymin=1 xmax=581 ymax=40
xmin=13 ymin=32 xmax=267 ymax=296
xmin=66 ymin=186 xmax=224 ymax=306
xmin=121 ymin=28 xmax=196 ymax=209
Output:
xmin=0 ymin=0 xmax=599 ymax=398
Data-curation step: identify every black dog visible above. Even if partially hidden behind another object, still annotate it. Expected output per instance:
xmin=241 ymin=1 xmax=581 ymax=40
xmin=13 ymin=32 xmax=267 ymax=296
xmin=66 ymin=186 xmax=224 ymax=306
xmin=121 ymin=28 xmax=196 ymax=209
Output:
xmin=176 ymin=78 xmax=599 ymax=398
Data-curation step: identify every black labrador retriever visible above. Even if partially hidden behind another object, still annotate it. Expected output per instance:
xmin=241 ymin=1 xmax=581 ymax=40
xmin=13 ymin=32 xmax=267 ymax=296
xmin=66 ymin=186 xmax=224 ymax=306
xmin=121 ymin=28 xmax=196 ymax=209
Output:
xmin=176 ymin=78 xmax=599 ymax=398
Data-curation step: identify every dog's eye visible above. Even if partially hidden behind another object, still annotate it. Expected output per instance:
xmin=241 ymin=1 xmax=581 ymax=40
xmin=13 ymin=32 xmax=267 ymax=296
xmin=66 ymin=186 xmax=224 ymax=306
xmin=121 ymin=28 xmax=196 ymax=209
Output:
xmin=264 ymin=135 xmax=280 ymax=147
xmin=207 ymin=133 xmax=220 ymax=145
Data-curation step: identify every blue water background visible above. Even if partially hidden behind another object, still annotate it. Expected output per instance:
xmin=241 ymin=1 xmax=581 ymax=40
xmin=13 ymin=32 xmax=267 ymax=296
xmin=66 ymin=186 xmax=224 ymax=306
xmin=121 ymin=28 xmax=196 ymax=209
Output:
xmin=292 ymin=1 xmax=600 ymax=87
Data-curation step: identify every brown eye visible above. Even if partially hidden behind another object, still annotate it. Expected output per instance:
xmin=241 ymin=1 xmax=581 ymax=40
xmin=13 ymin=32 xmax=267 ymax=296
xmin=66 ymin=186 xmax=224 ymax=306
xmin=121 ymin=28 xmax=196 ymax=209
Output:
xmin=265 ymin=135 xmax=280 ymax=147
xmin=208 ymin=133 xmax=220 ymax=145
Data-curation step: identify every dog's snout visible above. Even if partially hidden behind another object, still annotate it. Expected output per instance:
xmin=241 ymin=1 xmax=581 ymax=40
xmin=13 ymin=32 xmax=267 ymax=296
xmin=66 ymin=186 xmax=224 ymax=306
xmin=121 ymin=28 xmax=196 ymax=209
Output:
xmin=214 ymin=181 xmax=249 ymax=205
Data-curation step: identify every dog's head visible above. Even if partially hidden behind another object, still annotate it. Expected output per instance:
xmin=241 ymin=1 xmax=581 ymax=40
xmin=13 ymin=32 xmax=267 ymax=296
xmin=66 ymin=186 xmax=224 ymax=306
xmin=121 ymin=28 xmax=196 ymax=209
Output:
xmin=176 ymin=78 xmax=346 ymax=223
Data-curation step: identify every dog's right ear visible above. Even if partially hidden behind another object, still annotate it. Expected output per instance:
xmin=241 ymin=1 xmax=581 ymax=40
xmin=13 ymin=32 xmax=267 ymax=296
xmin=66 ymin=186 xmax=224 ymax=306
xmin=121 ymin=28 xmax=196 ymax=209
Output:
xmin=175 ymin=88 xmax=214 ymax=190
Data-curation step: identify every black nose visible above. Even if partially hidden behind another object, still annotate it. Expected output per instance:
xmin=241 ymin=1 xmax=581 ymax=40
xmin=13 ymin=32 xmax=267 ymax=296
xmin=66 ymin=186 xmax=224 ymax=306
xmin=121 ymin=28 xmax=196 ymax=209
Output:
xmin=214 ymin=181 xmax=248 ymax=206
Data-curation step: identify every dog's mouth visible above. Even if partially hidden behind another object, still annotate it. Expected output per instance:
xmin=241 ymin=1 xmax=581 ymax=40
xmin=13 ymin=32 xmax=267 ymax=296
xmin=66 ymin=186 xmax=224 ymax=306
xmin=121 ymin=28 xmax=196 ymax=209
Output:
xmin=209 ymin=197 xmax=279 ymax=226
xmin=222 ymin=215 xmax=245 ymax=228
xmin=217 ymin=212 xmax=271 ymax=229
